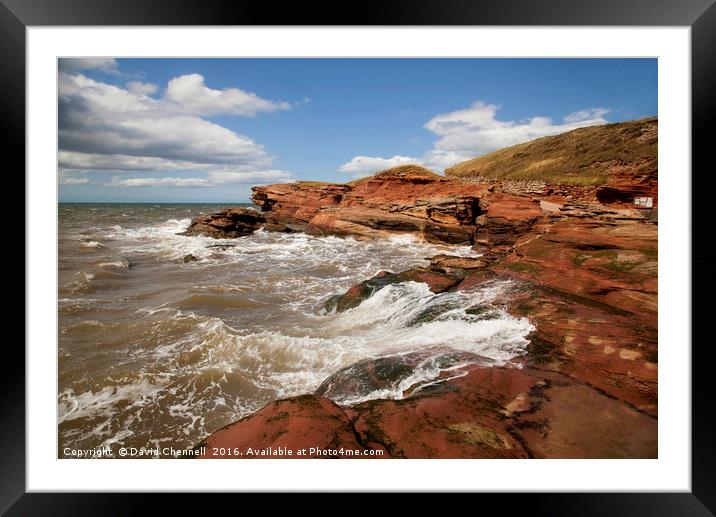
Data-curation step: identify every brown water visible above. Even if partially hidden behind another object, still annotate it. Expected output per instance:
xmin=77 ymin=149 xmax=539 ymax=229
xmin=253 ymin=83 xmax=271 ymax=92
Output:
xmin=58 ymin=203 xmax=533 ymax=457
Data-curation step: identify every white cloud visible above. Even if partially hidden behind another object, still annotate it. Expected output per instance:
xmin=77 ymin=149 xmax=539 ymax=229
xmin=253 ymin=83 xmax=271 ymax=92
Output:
xmin=58 ymin=151 xmax=209 ymax=171
xmin=59 ymin=176 xmax=92 ymax=185
xmin=59 ymin=58 xmax=118 ymax=73
xmin=424 ymin=101 xmax=610 ymax=166
xmin=207 ymin=170 xmax=295 ymax=184
xmin=126 ymin=80 xmax=159 ymax=96
xmin=338 ymin=155 xmax=423 ymax=177
xmin=58 ymin=69 xmax=295 ymax=187
xmin=110 ymin=177 xmax=210 ymax=188
xmin=58 ymin=71 xmax=297 ymax=188
xmin=108 ymin=170 xmax=296 ymax=188
xmin=59 ymin=150 xmax=295 ymax=187
xmin=59 ymin=72 xmax=274 ymax=166
xmin=165 ymin=73 xmax=291 ymax=116
xmin=421 ymin=150 xmax=474 ymax=172
xmin=340 ymin=101 xmax=610 ymax=174
xmin=58 ymin=169 xmax=96 ymax=185
xmin=564 ymin=107 xmax=610 ymax=123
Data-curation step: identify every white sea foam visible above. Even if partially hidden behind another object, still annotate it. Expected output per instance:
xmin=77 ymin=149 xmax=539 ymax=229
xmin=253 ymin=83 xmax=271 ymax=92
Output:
xmin=333 ymin=358 xmax=474 ymax=406
xmin=59 ymin=210 xmax=532 ymax=452
xmin=127 ymin=280 xmax=532 ymax=407
xmin=66 ymin=271 xmax=96 ymax=294
xmin=98 ymin=259 xmax=130 ymax=269
xmin=58 ymin=376 xmax=170 ymax=424
xmin=108 ymin=218 xmax=478 ymax=269
xmin=81 ymin=240 xmax=105 ymax=248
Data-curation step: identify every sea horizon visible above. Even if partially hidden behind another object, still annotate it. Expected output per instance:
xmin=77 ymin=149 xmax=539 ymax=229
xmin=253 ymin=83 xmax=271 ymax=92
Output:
xmin=58 ymin=201 xmax=254 ymax=205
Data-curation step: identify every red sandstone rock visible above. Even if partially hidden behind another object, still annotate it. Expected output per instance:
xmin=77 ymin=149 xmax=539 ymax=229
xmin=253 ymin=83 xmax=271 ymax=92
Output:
xmin=251 ymin=182 xmax=350 ymax=225
xmin=326 ymin=267 xmax=464 ymax=312
xmin=472 ymin=193 xmax=542 ymax=248
xmin=251 ymin=172 xmax=485 ymax=244
xmin=429 ymin=254 xmax=488 ymax=273
xmin=196 ymin=395 xmax=364 ymax=458
xmin=182 ymin=208 xmax=265 ymax=239
xmin=492 ymin=218 xmax=657 ymax=327
xmin=194 ymin=163 xmax=658 ymax=459
xmin=198 ymin=361 xmax=656 ymax=459
xmin=507 ymin=285 xmax=657 ymax=417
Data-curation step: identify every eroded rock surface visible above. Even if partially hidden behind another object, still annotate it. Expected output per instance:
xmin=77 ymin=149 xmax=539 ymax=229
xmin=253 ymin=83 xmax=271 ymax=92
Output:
xmin=251 ymin=166 xmax=485 ymax=244
xmin=182 ymin=208 xmax=266 ymax=239
xmin=193 ymin=154 xmax=658 ymax=459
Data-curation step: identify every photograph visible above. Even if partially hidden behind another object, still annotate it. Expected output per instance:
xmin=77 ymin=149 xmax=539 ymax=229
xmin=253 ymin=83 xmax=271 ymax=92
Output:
xmin=57 ymin=57 xmax=659 ymax=460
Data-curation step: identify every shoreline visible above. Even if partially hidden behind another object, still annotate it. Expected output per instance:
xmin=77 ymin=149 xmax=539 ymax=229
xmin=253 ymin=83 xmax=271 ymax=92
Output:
xmin=187 ymin=167 xmax=657 ymax=459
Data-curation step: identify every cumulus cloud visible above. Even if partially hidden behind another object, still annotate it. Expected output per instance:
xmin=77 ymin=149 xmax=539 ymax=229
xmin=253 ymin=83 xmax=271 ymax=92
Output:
xmin=59 ymin=58 xmax=118 ymax=73
xmin=207 ymin=170 xmax=295 ymax=184
xmin=126 ymin=80 xmax=159 ymax=96
xmin=340 ymin=101 xmax=610 ymax=174
xmin=165 ymin=73 xmax=291 ymax=116
xmin=110 ymin=177 xmax=210 ymax=188
xmin=58 ymin=169 xmax=96 ymax=185
xmin=58 ymin=70 xmax=296 ymax=188
xmin=59 ymin=176 xmax=93 ymax=185
xmin=564 ymin=107 xmax=610 ymax=123
xmin=108 ymin=169 xmax=296 ymax=188
xmin=59 ymin=72 xmax=274 ymax=166
xmin=423 ymin=101 xmax=610 ymax=166
xmin=58 ymin=151 xmax=210 ymax=172
xmin=338 ymin=155 xmax=423 ymax=177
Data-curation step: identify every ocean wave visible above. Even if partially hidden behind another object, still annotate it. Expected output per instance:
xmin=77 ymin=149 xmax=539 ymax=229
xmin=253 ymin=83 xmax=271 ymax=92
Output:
xmin=98 ymin=259 xmax=130 ymax=269
xmin=80 ymin=240 xmax=105 ymax=248
xmin=130 ymin=279 xmax=531 ymax=405
xmin=59 ymin=209 xmax=529 ymax=453
xmin=105 ymin=219 xmax=478 ymax=266
xmin=65 ymin=271 xmax=96 ymax=294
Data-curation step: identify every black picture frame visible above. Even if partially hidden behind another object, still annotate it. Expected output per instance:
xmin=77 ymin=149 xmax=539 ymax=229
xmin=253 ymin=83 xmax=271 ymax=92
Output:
xmin=3 ymin=0 xmax=714 ymax=513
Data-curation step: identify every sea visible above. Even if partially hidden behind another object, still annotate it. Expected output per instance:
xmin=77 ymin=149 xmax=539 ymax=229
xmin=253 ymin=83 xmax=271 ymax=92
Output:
xmin=58 ymin=203 xmax=533 ymax=457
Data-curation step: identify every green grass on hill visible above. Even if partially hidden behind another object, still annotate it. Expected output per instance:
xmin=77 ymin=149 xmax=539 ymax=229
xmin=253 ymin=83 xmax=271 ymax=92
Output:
xmin=444 ymin=117 xmax=657 ymax=186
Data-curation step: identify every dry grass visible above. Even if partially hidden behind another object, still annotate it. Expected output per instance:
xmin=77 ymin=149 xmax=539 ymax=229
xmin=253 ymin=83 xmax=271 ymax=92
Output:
xmin=348 ymin=164 xmax=442 ymax=185
xmin=295 ymin=180 xmax=341 ymax=187
xmin=445 ymin=117 xmax=657 ymax=185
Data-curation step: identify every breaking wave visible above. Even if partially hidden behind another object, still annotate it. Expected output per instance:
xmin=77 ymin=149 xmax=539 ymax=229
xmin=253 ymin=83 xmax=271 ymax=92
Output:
xmin=58 ymin=204 xmax=533 ymax=455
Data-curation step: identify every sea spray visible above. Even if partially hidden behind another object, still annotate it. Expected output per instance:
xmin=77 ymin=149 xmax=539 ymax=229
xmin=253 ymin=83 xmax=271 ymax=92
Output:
xmin=58 ymin=203 xmax=532 ymax=456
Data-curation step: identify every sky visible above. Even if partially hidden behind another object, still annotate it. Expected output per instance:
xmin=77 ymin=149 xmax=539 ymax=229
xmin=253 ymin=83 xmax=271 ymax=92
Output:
xmin=58 ymin=58 xmax=657 ymax=203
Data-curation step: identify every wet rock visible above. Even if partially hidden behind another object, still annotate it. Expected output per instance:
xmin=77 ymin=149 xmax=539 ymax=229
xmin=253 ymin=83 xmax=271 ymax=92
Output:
xmin=194 ymin=128 xmax=660 ymax=460
xmin=261 ymin=222 xmax=297 ymax=233
xmin=429 ymin=254 xmax=488 ymax=273
xmin=329 ymin=268 xmax=463 ymax=312
xmin=182 ymin=208 xmax=265 ymax=239
xmin=316 ymin=355 xmax=417 ymax=401
xmin=346 ymin=365 xmax=537 ymax=458
xmin=182 ymin=254 xmax=198 ymax=263
xmin=316 ymin=351 xmax=492 ymax=403
xmin=195 ymin=395 xmax=365 ymax=458
xmin=197 ymin=360 xmax=656 ymax=459
xmin=328 ymin=271 xmax=402 ymax=312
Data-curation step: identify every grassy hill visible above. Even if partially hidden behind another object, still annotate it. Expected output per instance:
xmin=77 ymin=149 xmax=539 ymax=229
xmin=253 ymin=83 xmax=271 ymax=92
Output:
xmin=348 ymin=164 xmax=442 ymax=185
xmin=444 ymin=117 xmax=657 ymax=186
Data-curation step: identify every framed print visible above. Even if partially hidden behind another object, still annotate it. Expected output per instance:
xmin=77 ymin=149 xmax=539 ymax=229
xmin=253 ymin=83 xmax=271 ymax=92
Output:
xmin=4 ymin=0 xmax=715 ymax=513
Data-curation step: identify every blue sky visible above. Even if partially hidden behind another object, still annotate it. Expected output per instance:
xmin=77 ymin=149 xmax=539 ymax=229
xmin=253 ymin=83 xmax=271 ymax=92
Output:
xmin=58 ymin=58 xmax=657 ymax=202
